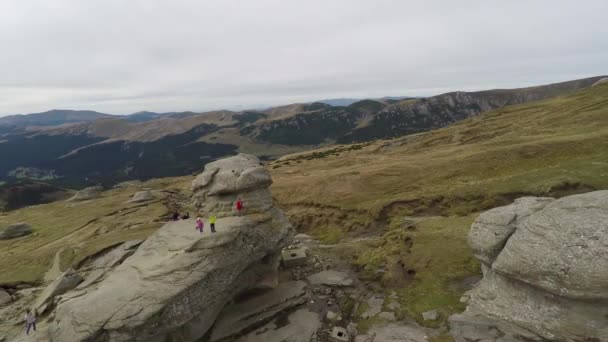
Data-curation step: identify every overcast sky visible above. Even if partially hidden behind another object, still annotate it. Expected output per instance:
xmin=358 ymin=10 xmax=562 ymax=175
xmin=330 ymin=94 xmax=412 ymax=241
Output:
xmin=1 ymin=1 xmax=607 ymax=116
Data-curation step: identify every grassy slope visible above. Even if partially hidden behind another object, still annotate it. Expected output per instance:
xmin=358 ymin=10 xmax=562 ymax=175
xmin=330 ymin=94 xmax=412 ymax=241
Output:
xmin=271 ymin=83 xmax=608 ymax=215
xmin=270 ymin=83 xmax=608 ymax=327
xmin=0 ymin=177 xmax=191 ymax=284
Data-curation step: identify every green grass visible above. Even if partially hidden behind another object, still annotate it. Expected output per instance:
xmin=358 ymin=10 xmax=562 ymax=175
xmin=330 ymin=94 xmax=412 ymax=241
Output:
xmin=332 ymin=215 xmax=479 ymax=328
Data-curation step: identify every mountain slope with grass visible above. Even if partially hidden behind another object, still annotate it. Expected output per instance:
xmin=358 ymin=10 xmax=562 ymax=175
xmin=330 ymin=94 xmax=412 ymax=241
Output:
xmin=268 ymin=81 xmax=608 ymax=328
xmin=1 ymin=77 xmax=602 ymax=188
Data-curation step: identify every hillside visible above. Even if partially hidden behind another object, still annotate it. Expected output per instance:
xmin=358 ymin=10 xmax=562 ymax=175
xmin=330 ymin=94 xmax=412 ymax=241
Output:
xmin=0 ymin=109 xmax=113 ymax=128
xmin=268 ymin=81 xmax=608 ymax=326
xmin=0 ymin=76 xmax=604 ymax=188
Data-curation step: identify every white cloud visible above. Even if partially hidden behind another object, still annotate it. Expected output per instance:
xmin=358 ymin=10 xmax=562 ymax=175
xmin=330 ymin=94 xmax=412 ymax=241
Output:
xmin=1 ymin=0 xmax=607 ymax=115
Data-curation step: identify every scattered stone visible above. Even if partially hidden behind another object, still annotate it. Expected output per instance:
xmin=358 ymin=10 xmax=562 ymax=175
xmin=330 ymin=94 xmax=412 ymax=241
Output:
xmin=378 ymin=311 xmax=396 ymax=321
xmin=452 ymin=191 xmax=608 ymax=341
xmin=33 ymin=268 xmax=83 ymax=313
xmin=0 ymin=289 xmax=12 ymax=306
xmin=326 ymin=311 xmax=339 ymax=321
xmin=0 ymin=223 xmax=33 ymax=240
xmin=282 ymin=247 xmax=308 ymax=268
xmin=367 ymin=323 xmax=429 ymax=342
xmin=361 ymin=296 xmax=384 ymax=319
xmin=294 ymin=233 xmax=314 ymax=241
xmin=329 ymin=326 xmax=350 ymax=342
xmin=128 ymin=190 xmax=155 ymax=203
xmin=347 ymin=322 xmax=358 ymax=336
xmin=67 ymin=186 xmax=103 ymax=202
xmin=422 ymin=310 xmax=439 ymax=321
xmin=307 ymin=270 xmax=353 ymax=287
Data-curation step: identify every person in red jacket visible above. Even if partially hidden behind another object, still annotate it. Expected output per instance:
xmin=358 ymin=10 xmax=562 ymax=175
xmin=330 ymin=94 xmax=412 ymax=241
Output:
xmin=235 ymin=198 xmax=244 ymax=216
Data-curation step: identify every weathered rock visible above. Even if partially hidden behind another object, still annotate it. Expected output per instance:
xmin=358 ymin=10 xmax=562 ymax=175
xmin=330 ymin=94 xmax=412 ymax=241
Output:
xmin=77 ymin=240 xmax=143 ymax=289
xmin=422 ymin=310 xmax=438 ymax=321
xmin=234 ymin=308 xmax=321 ymax=342
xmin=129 ymin=190 xmax=155 ymax=203
xmin=210 ymin=281 xmax=307 ymax=341
xmin=33 ymin=268 xmax=83 ymax=313
xmin=366 ymin=323 xmax=429 ymax=342
xmin=0 ymin=223 xmax=33 ymax=240
xmin=192 ymin=154 xmax=273 ymax=217
xmin=307 ymin=270 xmax=353 ymax=287
xmin=294 ymin=233 xmax=314 ymax=242
xmin=67 ymin=186 xmax=103 ymax=202
xmin=452 ymin=191 xmax=608 ymax=341
xmin=378 ymin=311 xmax=396 ymax=321
xmin=0 ymin=289 xmax=12 ymax=306
xmin=47 ymin=154 xmax=293 ymax=342
xmin=361 ymin=296 xmax=384 ymax=319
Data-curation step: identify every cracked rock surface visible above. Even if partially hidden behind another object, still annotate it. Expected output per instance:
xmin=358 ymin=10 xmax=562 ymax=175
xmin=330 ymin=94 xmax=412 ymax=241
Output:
xmin=451 ymin=191 xmax=608 ymax=341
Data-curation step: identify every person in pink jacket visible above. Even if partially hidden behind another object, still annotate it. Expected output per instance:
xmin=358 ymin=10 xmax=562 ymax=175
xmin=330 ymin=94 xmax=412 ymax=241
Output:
xmin=195 ymin=217 xmax=204 ymax=233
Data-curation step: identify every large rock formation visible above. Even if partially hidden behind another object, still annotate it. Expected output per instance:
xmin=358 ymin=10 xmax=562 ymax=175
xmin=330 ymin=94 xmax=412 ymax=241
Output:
xmin=43 ymin=154 xmax=293 ymax=342
xmin=192 ymin=154 xmax=272 ymax=217
xmin=450 ymin=191 xmax=608 ymax=341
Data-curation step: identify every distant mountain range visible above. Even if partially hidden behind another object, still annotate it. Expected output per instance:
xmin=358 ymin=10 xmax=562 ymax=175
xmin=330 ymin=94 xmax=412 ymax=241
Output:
xmin=0 ymin=76 xmax=604 ymax=187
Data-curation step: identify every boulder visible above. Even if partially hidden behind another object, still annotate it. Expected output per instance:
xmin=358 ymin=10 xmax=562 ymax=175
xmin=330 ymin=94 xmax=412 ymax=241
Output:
xmin=451 ymin=191 xmax=608 ymax=341
xmin=0 ymin=223 xmax=33 ymax=240
xmin=67 ymin=186 xmax=103 ymax=202
xmin=33 ymin=268 xmax=83 ymax=313
xmin=192 ymin=154 xmax=273 ymax=217
xmin=128 ymin=190 xmax=155 ymax=203
xmin=0 ymin=289 xmax=12 ymax=306
xmin=307 ymin=270 xmax=353 ymax=287
xmin=422 ymin=310 xmax=438 ymax=321
xmin=47 ymin=154 xmax=294 ymax=342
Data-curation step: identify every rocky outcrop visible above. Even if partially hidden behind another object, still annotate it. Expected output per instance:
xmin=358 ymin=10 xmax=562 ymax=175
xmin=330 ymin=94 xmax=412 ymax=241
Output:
xmin=45 ymin=154 xmax=293 ymax=342
xmin=33 ymin=268 xmax=83 ymax=314
xmin=67 ymin=186 xmax=103 ymax=202
xmin=0 ymin=289 xmax=11 ymax=306
xmin=450 ymin=191 xmax=608 ymax=341
xmin=0 ymin=223 xmax=32 ymax=240
xmin=192 ymin=153 xmax=273 ymax=217
xmin=77 ymin=240 xmax=143 ymax=289
xmin=128 ymin=190 xmax=155 ymax=203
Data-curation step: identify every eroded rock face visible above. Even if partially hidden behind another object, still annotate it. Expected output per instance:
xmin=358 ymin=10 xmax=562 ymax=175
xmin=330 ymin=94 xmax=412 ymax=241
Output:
xmin=46 ymin=154 xmax=293 ymax=342
xmin=192 ymin=154 xmax=273 ymax=217
xmin=451 ymin=191 xmax=608 ymax=341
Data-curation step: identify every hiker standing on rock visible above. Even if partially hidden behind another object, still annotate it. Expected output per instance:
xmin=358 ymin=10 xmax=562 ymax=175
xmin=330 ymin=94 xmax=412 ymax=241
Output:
xmin=195 ymin=217 xmax=204 ymax=233
xmin=209 ymin=214 xmax=217 ymax=233
xmin=235 ymin=198 xmax=244 ymax=216
xmin=24 ymin=309 xmax=36 ymax=335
